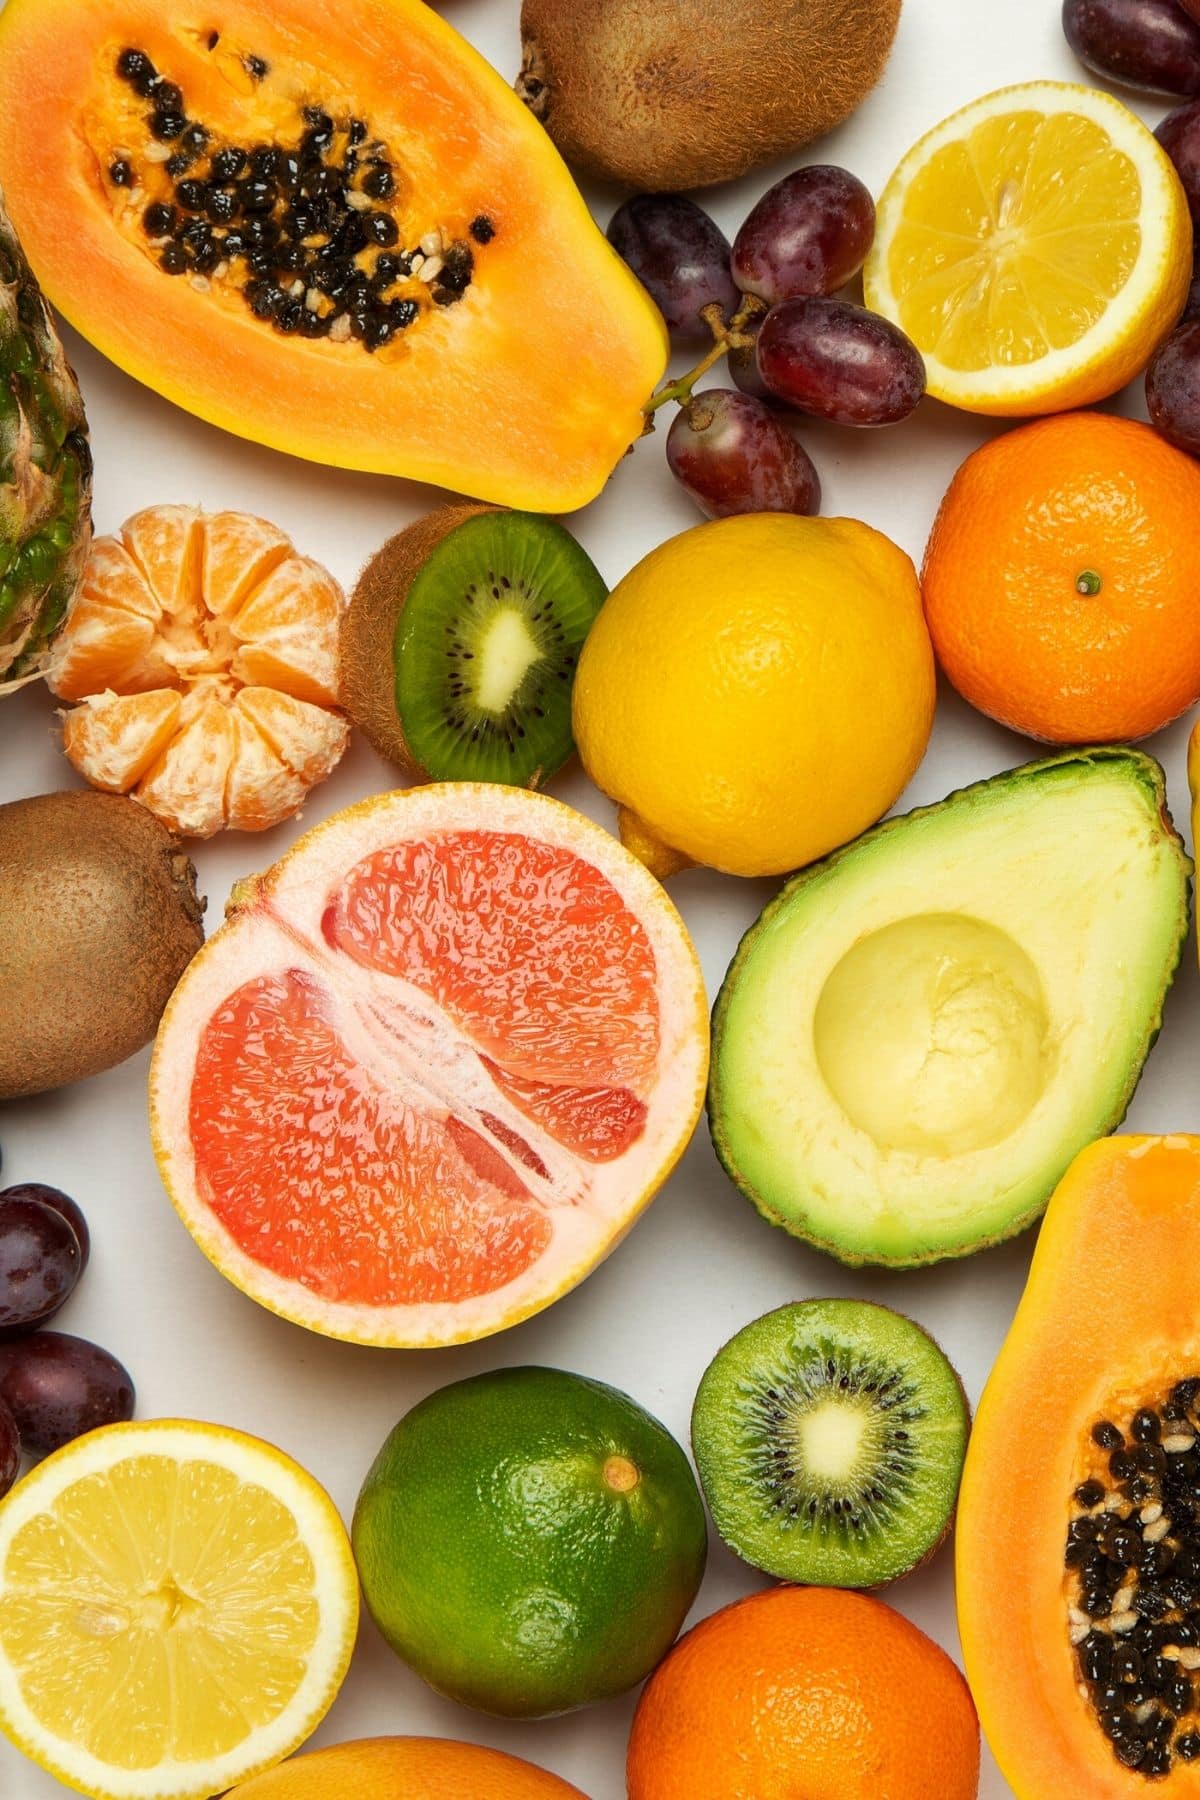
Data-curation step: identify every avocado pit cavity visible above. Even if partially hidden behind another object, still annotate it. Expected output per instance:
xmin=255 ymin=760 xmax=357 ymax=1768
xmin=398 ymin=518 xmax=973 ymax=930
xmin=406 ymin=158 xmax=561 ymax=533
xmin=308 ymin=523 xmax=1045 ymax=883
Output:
xmin=813 ymin=912 xmax=1052 ymax=1157
xmin=1069 ymin=1384 xmax=1200 ymax=1777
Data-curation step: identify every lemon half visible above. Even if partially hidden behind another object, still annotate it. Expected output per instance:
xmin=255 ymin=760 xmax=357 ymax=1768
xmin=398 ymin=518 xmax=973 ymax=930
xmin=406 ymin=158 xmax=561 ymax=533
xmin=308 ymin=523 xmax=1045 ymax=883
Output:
xmin=0 ymin=1420 xmax=358 ymax=1799
xmin=864 ymin=81 xmax=1192 ymax=415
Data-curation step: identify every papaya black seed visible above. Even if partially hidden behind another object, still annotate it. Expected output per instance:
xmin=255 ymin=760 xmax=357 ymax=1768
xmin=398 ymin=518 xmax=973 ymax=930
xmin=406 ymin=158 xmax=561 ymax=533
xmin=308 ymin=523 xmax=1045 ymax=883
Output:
xmin=117 ymin=47 xmax=157 ymax=92
xmin=149 ymin=111 xmax=186 ymax=142
xmin=206 ymin=189 xmax=238 ymax=225
xmin=210 ymin=148 xmax=247 ymax=183
xmin=143 ymin=201 xmax=175 ymax=237
xmin=362 ymin=163 xmax=394 ymax=200
xmin=152 ymin=81 xmax=183 ymax=113
xmin=176 ymin=180 xmax=208 ymax=213
xmin=275 ymin=299 xmax=304 ymax=333
xmin=159 ymin=243 xmax=188 ymax=275
xmin=108 ymin=159 xmax=133 ymax=187
xmin=470 ymin=213 xmax=496 ymax=244
xmin=364 ymin=211 xmax=398 ymax=247
xmin=1094 ymin=1421 xmax=1124 ymax=1450
xmin=245 ymin=54 xmax=269 ymax=80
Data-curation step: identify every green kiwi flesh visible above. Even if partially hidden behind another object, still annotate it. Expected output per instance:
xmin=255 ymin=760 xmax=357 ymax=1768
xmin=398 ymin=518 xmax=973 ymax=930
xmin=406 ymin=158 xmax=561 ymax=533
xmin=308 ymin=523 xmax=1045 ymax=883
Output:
xmin=341 ymin=507 xmax=607 ymax=788
xmin=691 ymin=1298 xmax=969 ymax=1587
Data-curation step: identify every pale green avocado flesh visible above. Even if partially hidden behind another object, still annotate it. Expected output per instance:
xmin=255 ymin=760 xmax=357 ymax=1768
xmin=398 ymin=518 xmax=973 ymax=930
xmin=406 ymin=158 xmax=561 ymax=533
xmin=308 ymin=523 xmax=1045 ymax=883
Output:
xmin=709 ymin=748 xmax=1191 ymax=1267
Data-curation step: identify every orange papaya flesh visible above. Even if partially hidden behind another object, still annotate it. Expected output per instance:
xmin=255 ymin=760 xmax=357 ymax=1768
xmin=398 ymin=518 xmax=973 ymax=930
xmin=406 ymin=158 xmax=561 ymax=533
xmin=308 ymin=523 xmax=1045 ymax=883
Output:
xmin=0 ymin=0 xmax=666 ymax=510
xmin=958 ymin=1135 xmax=1200 ymax=1794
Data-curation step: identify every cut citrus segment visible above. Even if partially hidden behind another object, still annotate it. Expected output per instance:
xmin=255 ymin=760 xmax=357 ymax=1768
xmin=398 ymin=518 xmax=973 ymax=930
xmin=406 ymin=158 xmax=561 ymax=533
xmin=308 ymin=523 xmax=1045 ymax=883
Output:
xmin=0 ymin=1419 xmax=358 ymax=1800
xmin=149 ymin=785 xmax=709 ymax=1346
xmin=47 ymin=506 xmax=349 ymax=838
xmin=864 ymin=82 xmax=1192 ymax=415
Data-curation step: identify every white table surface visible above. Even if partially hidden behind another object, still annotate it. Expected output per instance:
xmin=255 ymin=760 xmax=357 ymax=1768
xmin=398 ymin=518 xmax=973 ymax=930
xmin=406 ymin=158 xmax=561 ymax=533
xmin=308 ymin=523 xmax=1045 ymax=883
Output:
xmin=3 ymin=0 xmax=1196 ymax=1793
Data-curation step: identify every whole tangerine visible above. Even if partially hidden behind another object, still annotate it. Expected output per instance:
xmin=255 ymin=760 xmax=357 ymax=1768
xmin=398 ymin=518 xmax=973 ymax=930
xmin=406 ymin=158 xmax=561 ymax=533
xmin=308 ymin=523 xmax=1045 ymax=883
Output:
xmin=625 ymin=1585 xmax=979 ymax=1800
xmin=922 ymin=412 xmax=1200 ymax=744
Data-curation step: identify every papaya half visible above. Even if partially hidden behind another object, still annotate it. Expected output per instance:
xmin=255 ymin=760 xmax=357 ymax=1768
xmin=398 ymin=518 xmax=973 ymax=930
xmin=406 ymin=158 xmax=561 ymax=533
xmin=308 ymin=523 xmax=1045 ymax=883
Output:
xmin=958 ymin=1135 xmax=1200 ymax=1792
xmin=0 ymin=0 xmax=666 ymax=511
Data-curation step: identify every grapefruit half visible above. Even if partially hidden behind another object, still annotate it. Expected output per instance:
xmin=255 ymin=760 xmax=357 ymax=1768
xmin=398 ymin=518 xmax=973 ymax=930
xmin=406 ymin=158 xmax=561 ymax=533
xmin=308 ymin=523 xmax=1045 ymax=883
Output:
xmin=150 ymin=785 xmax=708 ymax=1346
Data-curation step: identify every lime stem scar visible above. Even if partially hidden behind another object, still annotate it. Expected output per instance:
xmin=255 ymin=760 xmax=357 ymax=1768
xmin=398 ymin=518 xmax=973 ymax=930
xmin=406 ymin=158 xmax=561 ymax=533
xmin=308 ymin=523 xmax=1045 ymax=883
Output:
xmin=603 ymin=1454 xmax=641 ymax=1492
xmin=1075 ymin=569 xmax=1102 ymax=596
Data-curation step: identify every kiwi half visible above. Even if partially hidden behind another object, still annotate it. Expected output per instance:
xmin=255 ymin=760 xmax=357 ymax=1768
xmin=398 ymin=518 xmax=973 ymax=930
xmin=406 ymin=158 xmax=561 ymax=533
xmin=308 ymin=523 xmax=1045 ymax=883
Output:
xmin=339 ymin=505 xmax=607 ymax=787
xmin=691 ymin=1299 xmax=969 ymax=1587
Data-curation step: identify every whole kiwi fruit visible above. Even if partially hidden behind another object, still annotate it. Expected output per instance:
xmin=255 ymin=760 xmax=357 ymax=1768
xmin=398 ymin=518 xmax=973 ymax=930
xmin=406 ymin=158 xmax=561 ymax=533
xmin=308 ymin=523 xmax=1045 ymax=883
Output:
xmin=0 ymin=791 xmax=205 ymax=1099
xmin=517 ymin=0 xmax=903 ymax=190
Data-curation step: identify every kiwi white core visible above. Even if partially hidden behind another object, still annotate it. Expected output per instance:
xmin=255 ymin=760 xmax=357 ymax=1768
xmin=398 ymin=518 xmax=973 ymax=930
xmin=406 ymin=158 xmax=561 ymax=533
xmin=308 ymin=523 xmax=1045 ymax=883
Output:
xmin=813 ymin=911 xmax=1051 ymax=1158
xmin=476 ymin=608 xmax=543 ymax=713
xmin=798 ymin=1399 xmax=873 ymax=1484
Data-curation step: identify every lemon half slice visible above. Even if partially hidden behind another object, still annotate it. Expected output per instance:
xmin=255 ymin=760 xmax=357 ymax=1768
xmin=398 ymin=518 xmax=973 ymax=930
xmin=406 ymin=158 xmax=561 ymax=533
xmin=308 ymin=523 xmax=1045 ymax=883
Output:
xmin=864 ymin=81 xmax=1192 ymax=414
xmin=0 ymin=1420 xmax=358 ymax=1800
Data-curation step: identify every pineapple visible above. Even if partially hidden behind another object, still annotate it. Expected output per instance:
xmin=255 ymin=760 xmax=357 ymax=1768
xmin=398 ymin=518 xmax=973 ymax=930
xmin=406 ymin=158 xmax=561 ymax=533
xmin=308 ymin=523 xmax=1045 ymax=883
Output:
xmin=0 ymin=183 xmax=91 ymax=692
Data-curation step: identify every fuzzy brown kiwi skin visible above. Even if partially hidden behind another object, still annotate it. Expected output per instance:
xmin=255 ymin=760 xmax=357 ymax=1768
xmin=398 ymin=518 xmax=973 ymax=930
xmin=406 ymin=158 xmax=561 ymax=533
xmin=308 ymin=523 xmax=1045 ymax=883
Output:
xmin=691 ymin=1299 xmax=972 ymax=1588
xmin=338 ymin=503 xmax=495 ymax=776
xmin=517 ymin=0 xmax=903 ymax=191
xmin=0 ymin=790 xmax=205 ymax=1099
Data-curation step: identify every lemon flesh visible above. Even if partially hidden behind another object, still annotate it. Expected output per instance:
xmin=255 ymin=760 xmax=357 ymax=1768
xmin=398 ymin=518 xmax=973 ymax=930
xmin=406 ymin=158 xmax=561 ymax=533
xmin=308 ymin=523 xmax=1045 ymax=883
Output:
xmin=865 ymin=82 xmax=1192 ymax=414
xmin=0 ymin=1421 xmax=357 ymax=1800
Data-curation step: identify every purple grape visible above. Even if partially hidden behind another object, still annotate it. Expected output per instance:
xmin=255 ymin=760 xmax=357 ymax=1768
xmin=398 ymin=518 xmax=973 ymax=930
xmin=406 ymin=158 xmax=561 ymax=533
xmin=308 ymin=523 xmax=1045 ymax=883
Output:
xmin=607 ymin=194 xmax=740 ymax=346
xmin=1157 ymin=99 xmax=1200 ymax=220
xmin=756 ymin=297 xmax=925 ymax=426
xmin=666 ymin=389 xmax=821 ymax=518
xmin=1146 ymin=320 xmax=1200 ymax=451
xmin=728 ymin=336 xmax=773 ymax=400
xmin=1186 ymin=255 xmax=1200 ymax=320
xmin=1062 ymin=0 xmax=1200 ymax=95
xmin=0 ymin=1183 xmax=89 ymax=1276
xmin=732 ymin=165 xmax=875 ymax=306
xmin=0 ymin=1333 xmax=135 ymax=1456
xmin=0 ymin=1195 xmax=85 ymax=1337
xmin=0 ymin=1401 xmax=17 ymax=1498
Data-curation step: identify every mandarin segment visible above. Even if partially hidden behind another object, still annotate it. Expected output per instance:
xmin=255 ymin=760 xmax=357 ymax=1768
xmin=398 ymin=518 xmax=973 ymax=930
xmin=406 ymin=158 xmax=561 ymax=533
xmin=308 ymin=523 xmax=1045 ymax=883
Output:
xmin=49 ymin=505 xmax=348 ymax=836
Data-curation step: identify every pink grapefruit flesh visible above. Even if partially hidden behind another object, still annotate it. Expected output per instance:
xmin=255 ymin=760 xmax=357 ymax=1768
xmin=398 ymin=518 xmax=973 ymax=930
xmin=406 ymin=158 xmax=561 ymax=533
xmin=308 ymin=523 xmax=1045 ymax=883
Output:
xmin=150 ymin=785 xmax=709 ymax=1346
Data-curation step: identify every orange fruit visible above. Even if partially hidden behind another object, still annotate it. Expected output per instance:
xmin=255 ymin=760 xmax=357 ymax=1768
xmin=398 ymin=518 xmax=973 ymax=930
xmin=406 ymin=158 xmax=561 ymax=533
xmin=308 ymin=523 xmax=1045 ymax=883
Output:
xmin=149 ymin=782 xmax=708 ymax=1347
xmin=48 ymin=505 xmax=349 ymax=836
xmin=626 ymin=1586 xmax=980 ymax=1800
xmin=227 ymin=1736 xmax=589 ymax=1798
xmin=922 ymin=413 xmax=1200 ymax=744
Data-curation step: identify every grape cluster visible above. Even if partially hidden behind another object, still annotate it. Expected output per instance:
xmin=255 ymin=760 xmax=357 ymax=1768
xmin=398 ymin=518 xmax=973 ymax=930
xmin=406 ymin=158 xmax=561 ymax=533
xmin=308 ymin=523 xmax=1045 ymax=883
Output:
xmin=1147 ymin=98 xmax=1200 ymax=452
xmin=608 ymin=166 xmax=926 ymax=519
xmin=0 ymin=1183 xmax=134 ymax=1495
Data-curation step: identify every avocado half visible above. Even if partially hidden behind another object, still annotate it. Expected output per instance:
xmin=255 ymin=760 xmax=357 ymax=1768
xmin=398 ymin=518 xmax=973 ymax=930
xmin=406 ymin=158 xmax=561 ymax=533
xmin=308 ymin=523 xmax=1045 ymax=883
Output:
xmin=709 ymin=748 xmax=1191 ymax=1268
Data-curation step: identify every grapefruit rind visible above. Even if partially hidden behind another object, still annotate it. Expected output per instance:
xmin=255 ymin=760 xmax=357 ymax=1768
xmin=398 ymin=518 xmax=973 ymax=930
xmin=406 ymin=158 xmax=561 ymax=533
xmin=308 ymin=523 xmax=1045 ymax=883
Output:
xmin=149 ymin=785 xmax=709 ymax=1348
xmin=0 ymin=1419 xmax=358 ymax=1800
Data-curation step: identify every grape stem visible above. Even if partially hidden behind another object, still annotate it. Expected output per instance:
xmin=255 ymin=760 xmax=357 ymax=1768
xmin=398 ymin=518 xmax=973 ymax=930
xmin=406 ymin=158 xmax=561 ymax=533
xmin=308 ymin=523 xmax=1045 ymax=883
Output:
xmin=642 ymin=296 xmax=768 ymax=426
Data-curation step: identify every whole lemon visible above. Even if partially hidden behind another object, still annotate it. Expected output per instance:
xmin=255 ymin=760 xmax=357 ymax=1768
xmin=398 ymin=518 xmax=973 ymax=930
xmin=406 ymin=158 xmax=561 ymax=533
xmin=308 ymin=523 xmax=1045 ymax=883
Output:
xmin=572 ymin=514 xmax=935 ymax=878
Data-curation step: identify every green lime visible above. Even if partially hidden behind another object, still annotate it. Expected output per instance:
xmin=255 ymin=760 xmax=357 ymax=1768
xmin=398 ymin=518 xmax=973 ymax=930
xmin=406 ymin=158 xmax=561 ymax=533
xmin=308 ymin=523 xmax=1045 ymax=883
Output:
xmin=352 ymin=1365 xmax=707 ymax=1717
